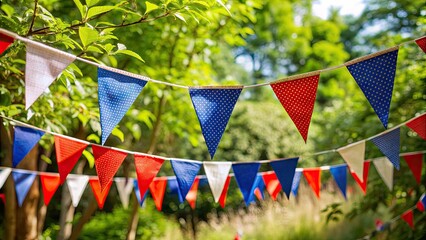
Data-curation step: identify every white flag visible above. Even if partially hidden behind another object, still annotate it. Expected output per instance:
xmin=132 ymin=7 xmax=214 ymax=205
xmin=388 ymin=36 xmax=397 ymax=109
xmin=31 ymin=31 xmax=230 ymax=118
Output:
xmin=66 ymin=174 xmax=89 ymax=207
xmin=204 ymin=162 xmax=232 ymax=202
xmin=0 ymin=168 xmax=12 ymax=189
xmin=25 ymin=41 xmax=76 ymax=109
xmin=373 ymin=157 xmax=394 ymax=191
xmin=115 ymin=178 xmax=135 ymax=209
xmin=338 ymin=140 xmax=366 ymax=180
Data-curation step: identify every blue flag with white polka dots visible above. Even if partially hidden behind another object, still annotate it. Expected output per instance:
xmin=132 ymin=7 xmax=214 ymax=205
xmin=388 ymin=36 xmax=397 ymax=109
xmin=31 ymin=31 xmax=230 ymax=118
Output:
xmin=170 ymin=160 xmax=201 ymax=203
xmin=371 ymin=128 xmax=401 ymax=170
xmin=346 ymin=49 xmax=399 ymax=129
xmin=189 ymin=87 xmax=242 ymax=159
xmin=98 ymin=67 xmax=148 ymax=145
xmin=232 ymin=162 xmax=260 ymax=206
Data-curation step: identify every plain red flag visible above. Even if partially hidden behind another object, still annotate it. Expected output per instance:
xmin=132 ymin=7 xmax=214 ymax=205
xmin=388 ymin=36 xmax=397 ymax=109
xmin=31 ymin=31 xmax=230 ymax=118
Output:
xmin=134 ymin=154 xmax=164 ymax=201
xmin=401 ymin=210 xmax=414 ymax=229
xmin=186 ymin=177 xmax=200 ymax=209
xmin=350 ymin=161 xmax=370 ymax=195
xmin=219 ymin=176 xmax=231 ymax=208
xmin=89 ymin=178 xmax=112 ymax=209
xmin=303 ymin=168 xmax=321 ymax=199
xmin=149 ymin=177 xmax=167 ymax=211
xmin=40 ymin=173 xmax=61 ymax=206
xmin=262 ymin=172 xmax=282 ymax=200
xmin=403 ymin=153 xmax=423 ymax=184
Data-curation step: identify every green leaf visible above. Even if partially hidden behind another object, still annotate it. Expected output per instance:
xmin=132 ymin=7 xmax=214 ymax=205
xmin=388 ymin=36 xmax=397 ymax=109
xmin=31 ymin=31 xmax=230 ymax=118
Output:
xmin=114 ymin=49 xmax=144 ymax=62
xmin=86 ymin=6 xmax=117 ymax=19
xmin=1 ymin=4 xmax=15 ymax=17
xmin=87 ymin=45 xmax=104 ymax=54
xmin=41 ymin=155 xmax=52 ymax=164
xmin=78 ymin=26 xmax=99 ymax=47
xmin=216 ymin=0 xmax=232 ymax=16
xmin=83 ymin=149 xmax=95 ymax=168
xmin=173 ymin=12 xmax=186 ymax=23
xmin=111 ymin=127 xmax=124 ymax=142
xmin=73 ymin=0 xmax=85 ymax=19
xmin=87 ymin=133 xmax=100 ymax=143
xmin=145 ymin=1 xmax=159 ymax=15
xmin=85 ymin=0 xmax=100 ymax=7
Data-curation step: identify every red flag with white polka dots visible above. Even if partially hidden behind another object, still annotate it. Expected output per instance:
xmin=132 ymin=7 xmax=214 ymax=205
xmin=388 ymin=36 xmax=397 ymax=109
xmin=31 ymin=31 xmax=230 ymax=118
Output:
xmin=92 ymin=145 xmax=127 ymax=191
xmin=270 ymin=74 xmax=320 ymax=142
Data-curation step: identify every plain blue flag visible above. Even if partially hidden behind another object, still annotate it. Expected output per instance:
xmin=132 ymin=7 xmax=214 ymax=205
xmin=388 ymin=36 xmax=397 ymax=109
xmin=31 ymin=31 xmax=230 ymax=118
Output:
xmin=329 ymin=164 xmax=347 ymax=199
xmin=270 ymin=157 xmax=299 ymax=199
xmin=12 ymin=170 xmax=37 ymax=207
xmin=232 ymin=162 xmax=260 ymax=206
xmin=170 ymin=160 xmax=201 ymax=203
xmin=291 ymin=171 xmax=302 ymax=197
xmin=13 ymin=126 xmax=44 ymax=167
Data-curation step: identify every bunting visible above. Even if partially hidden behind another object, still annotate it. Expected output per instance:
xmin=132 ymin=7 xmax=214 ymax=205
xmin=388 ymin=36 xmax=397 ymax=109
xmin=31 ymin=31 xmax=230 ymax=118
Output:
xmin=291 ymin=171 xmax=302 ymax=197
xmin=13 ymin=126 xmax=44 ymax=167
xmin=40 ymin=173 xmax=61 ymax=206
xmin=97 ymin=67 xmax=148 ymax=145
xmin=115 ymin=178 xmax=135 ymax=209
xmin=25 ymin=41 xmax=76 ymax=109
xmin=406 ymin=114 xmax=426 ymax=140
xmin=134 ymin=154 xmax=164 ymax=201
xmin=92 ymin=145 xmax=127 ymax=191
xmin=189 ymin=87 xmax=242 ymax=159
xmin=66 ymin=174 xmax=89 ymax=207
xmin=262 ymin=172 xmax=281 ymax=201
xmin=270 ymin=74 xmax=320 ymax=142
xmin=416 ymin=36 xmax=426 ymax=53
xmin=346 ymin=48 xmax=399 ymax=128
xmin=54 ymin=135 xmax=88 ymax=184
xmin=401 ymin=210 xmax=414 ymax=229
xmin=12 ymin=170 xmax=37 ymax=207
xmin=371 ymin=128 xmax=400 ymax=170
xmin=203 ymin=161 xmax=232 ymax=203
xmin=0 ymin=32 xmax=14 ymax=54
xmin=149 ymin=177 xmax=167 ymax=211
xmin=0 ymin=168 xmax=12 ymax=189
xmin=303 ymin=168 xmax=321 ymax=199
xmin=372 ymin=157 xmax=394 ymax=191
xmin=219 ymin=176 xmax=231 ymax=208
xmin=133 ymin=179 xmax=147 ymax=207
xmin=167 ymin=178 xmax=183 ymax=202
xmin=186 ymin=177 xmax=200 ymax=209
xmin=89 ymin=178 xmax=112 ymax=209
xmin=170 ymin=160 xmax=201 ymax=202
xmin=403 ymin=153 xmax=423 ymax=184
xmin=232 ymin=162 xmax=261 ymax=205
xmin=329 ymin=165 xmax=347 ymax=199
xmin=417 ymin=194 xmax=426 ymax=212
xmin=252 ymin=175 xmax=265 ymax=202
xmin=350 ymin=161 xmax=371 ymax=195
xmin=269 ymin=157 xmax=299 ymax=199
xmin=337 ymin=141 xmax=366 ymax=180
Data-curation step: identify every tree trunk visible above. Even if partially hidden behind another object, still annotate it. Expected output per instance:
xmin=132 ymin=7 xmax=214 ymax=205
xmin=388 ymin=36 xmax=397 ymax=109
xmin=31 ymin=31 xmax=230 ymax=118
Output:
xmin=126 ymin=193 xmax=140 ymax=240
xmin=68 ymin=198 xmax=98 ymax=240
xmin=37 ymin=152 xmax=50 ymax=235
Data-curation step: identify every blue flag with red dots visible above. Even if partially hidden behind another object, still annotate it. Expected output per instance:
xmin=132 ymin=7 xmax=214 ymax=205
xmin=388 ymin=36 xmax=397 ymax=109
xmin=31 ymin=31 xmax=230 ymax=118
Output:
xmin=170 ymin=160 xmax=201 ymax=203
xmin=371 ymin=128 xmax=401 ymax=170
xmin=346 ymin=49 xmax=399 ymax=129
xmin=189 ymin=87 xmax=242 ymax=159
xmin=12 ymin=170 xmax=37 ymax=207
xmin=232 ymin=162 xmax=260 ymax=206
xmin=13 ymin=126 xmax=44 ymax=167
xmin=329 ymin=164 xmax=347 ymax=199
xmin=270 ymin=157 xmax=299 ymax=199
xmin=98 ymin=67 xmax=148 ymax=145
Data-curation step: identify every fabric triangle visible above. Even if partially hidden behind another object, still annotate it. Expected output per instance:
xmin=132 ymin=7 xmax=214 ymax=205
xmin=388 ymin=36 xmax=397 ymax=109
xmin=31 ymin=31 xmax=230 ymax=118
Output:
xmin=167 ymin=178 xmax=183 ymax=202
xmin=417 ymin=194 xmax=426 ymax=212
xmin=270 ymin=157 xmax=299 ymax=199
xmin=252 ymin=175 xmax=265 ymax=202
xmin=66 ymin=174 xmax=89 ymax=207
xmin=337 ymin=140 xmax=366 ymax=180
xmin=54 ymin=135 xmax=88 ymax=184
xmin=401 ymin=210 xmax=414 ymax=229
xmin=415 ymin=36 xmax=426 ymax=53
xmin=371 ymin=128 xmax=400 ymax=170
xmin=170 ymin=160 xmax=202 ymax=202
xmin=189 ymin=87 xmax=242 ymax=159
xmin=89 ymin=178 xmax=112 ymax=209
xmin=403 ymin=153 xmax=423 ymax=184
xmin=134 ymin=154 xmax=164 ymax=202
xmin=303 ymin=168 xmax=321 ymax=199
xmin=133 ymin=179 xmax=148 ymax=207
xmin=40 ymin=173 xmax=61 ymax=206
xmin=149 ymin=177 xmax=167 ymax=211
xmin=25 ymin=41 xmax=76 ymax=109
xmin=203 ymin=161 xmax=232 ymax=203
xmin=186 ymin=177 xmax=200 ymax=209
xmin=13 ymin=126 xmax=44 ymax=167
xmin=270 ymin=74 xmax=320 ymax=142
xmin=291 ymin=171 xmax=302 ymax=197
xmin=262 ymin=172 xmax=282 ymax=201
xmin=97 ymin=67 xmax=148 ymax=145
xmin=232 ymin=162 xmax=261 ymax=206
xmin=373 ymin=157 xmax=394 ymax=191
xmin=12 ymin=170 xmax=37 ymax=207
xmin=114 ymin=178 xmax=134 ymax=209
xmin=406 ymin=114 xmax=426 ymax=140
xmin=92 ymin=145 xmax=127 ymax=191
xmin=346 ymin=49 xmax=398 ymax=128
xmin=350 ymin=161 xmax=371 ymax=195
xmin=329 ymin=165 xmax=347 ymax=199
xmin=0 ymin=168 xmax=12 ymax=189
xmin=219 ymin=176 xmax=231 ymax=208
xmin=0 ymin=32 xmax=14 ymax=54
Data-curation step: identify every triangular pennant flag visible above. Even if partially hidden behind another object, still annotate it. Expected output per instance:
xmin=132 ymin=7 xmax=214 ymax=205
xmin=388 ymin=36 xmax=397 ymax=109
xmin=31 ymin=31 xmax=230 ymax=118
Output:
xmin=98 ymin=67 xmax=148 ymax=145
xmin=13 ymin=126 xmax=44 ymax=167
xmin=346 ymin=49 xmax=398 ymax=128
xmin=232 ymin=162 xmax=261 ymax=205
xmin=337 ymin=140 xmax=366 ymax=180
xmin=350 ymin=161 xmax=371 ymax=195
xmin=170 ymin=160 xmax=202 ymax=202
xmin=270 ymin=157 xmax=299 ymax=199
xmin=373 ymin=157 xmax=394 ymax=191
xmin=401 ymin=210 xmax=414 ymax=229
xmin=12 ymin=170 xmax=37 ymax=207
xmin=167 ymin=178 xmax=183 ymax=202
xmin=303 ymin=168 xmax=321 ymax=199
xmin=186 ymin=177 xmax=200 ymax=209
xmin=149 ymin=177 xmax=167 ymax=211
xmin=189 ymin=87 xmax=242 ymax=159
xmin=203 ymin=162 xmax=232 ymax=203
xmin=115 ymin=178 xmax=134 ymax=209
xmin=0 ymin=168 xmax=12 ymax=189
xmin=252 ymin=175 xmax=265 ymax=202
xmin=89 ymin=178 xmax=112 ymax=209
xmin=25 ymin=41 xmax=76 ymax=109
xmin=415 ymin=36 xmax=426 ymax=53
xmin=134 ymin=154 xmax=164 ymax=202
xmin=0 ymin=32 xmax=14 ymax=54
xmin=133 ymin=179 xmax=148 ymax=207
xmin=54 ymin=135 xmax=88 ymax=184
xmin=417 ymin=194 xmax=426 ymax=212
xmin=371 ymin=128 xmax=400 ymax=170
xmin=270 ymin=74 xmax=320 ymax=142
xmin=329 ymin=165 xmax=347 ymax=199
xmin=403 ymin=153 xmax=423 ymax=184
xmin=219 ymin=176 xmax=231 ymax=208
xmin=66 ymin=174 xmax=89 ymax=207
xmin=291 ymin=171 xmax=302 ymax=197
xmin=406 ymin=115 xmax=426 ymax=140
xmin=40 ymin=173 xmax=61 ymax=206
xmin=92 ymin=145 xmax=127 ymax=191
xmin=262 ymin=172 xmax=282 ymax=201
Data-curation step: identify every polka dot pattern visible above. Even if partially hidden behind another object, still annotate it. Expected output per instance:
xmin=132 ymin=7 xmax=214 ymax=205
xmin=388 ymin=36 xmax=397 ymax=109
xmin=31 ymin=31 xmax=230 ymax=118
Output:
xmin=346 ymin=50 xmax=399 ymax=128
xmin=54 ymin=135 xmax=88 ymax=184
xmin=92 ymin=145 xmax=128 ymax=191
xmin=270 ymin=75 xmax=320 ymax=142
xmin=189 ymin=88 xmax=242 ymax=159
xmin=98 ymin=67 xmax=147 ymax=145
xmin=416 ymin=37 xmax=426 ymax=53
xmin=371 ymin=128 xmax=400 ymax=170
xmin=406 ymin=115 xmax=426 ymax=140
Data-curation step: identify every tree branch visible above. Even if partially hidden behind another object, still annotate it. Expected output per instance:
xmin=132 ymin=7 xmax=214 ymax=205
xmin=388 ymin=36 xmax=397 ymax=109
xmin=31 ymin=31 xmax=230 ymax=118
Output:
xmin=26 ymin=0 xmax=39 ymax=36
